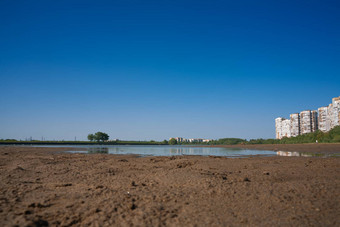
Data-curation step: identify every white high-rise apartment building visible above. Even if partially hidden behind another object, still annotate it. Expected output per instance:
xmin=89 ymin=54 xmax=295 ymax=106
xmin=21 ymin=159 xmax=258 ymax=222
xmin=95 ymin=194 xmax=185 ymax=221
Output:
xmin=275 ymin=96 xmax=339 ymax=139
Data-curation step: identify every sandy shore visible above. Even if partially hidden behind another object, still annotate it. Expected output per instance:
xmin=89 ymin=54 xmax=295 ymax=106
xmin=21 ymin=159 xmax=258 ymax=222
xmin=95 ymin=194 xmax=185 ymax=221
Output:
xmin=0 ymin=146 xmax=339 ymax=226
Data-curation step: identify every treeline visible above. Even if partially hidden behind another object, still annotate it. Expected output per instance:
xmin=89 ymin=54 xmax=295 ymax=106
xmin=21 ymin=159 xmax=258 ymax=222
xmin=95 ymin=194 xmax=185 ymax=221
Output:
xmin=0 ymin=140 xmax=168 ymax=145
xmin=1 ymin=126 xmax=339 ymax=145
xmin=178 ymin=126 xmax=340 ymax=145
xmin=218 ymin=126 xmax=340 ymax=145
xmin=278 ymin=126 xmax=340 ymax=144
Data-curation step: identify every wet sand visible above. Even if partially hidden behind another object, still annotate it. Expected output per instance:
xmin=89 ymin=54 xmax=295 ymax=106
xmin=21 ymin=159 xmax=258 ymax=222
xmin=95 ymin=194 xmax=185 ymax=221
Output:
xmin=0 ymin=146 xmax=339 ymax=226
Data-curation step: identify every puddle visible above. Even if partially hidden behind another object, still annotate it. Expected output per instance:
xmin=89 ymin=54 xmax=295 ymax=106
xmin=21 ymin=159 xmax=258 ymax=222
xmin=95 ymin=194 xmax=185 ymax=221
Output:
xmin=30 ymin=145 xmax=340 ymax=158
xmin=34 ymin=145 xmax=277 ymax=157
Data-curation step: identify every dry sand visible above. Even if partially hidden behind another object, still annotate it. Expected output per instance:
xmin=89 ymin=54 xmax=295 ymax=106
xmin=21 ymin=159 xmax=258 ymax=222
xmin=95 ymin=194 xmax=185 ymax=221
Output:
xmin=0 ymin=146 xmax=339 ymax=226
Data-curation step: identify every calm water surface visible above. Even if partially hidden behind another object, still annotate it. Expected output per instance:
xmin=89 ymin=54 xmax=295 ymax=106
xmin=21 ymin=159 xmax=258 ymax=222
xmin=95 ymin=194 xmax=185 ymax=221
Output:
xmin=32 ymin=145 xmax=277 ymax=157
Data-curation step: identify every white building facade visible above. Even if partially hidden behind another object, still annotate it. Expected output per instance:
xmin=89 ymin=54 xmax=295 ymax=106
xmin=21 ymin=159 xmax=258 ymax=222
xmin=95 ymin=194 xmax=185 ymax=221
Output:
xmin=275 ymin=96 xmax=340 ymax=139
xmin=290 ymin=113 xmax=300 ymax=137
xmin=169 ymin=137 xmax=211 ymax=143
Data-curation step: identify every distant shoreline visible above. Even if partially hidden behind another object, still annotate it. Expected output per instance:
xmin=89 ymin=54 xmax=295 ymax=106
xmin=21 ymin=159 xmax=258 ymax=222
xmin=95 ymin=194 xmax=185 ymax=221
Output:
xmin=0 ymin=141 xmax=168 ymax=146
xmin=206 ymin=143 xmax=340 ymax=153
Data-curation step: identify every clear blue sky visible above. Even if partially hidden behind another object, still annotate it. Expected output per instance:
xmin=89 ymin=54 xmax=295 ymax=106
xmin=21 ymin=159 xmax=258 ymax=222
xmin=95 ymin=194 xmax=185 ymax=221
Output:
xmin=1 ymin=0 xmax=339 ymax=141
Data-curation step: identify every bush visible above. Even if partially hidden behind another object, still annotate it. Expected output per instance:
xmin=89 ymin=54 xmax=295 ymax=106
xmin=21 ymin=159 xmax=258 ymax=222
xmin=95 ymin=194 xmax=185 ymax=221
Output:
xmin=169 ymin=138 xmax=177 ymax=145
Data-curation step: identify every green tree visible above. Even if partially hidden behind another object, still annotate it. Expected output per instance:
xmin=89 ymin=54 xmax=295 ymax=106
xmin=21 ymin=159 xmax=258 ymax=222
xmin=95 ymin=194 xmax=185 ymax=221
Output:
xmin=169 ymin=138 xmax=177 ymax=145
xmin=163 ymin=140 xmax=168 ymax=145
xmin=93 ymin=132 xmax=109 ymax=142
xmin=87 ymin=134 xmax=95 ymax=142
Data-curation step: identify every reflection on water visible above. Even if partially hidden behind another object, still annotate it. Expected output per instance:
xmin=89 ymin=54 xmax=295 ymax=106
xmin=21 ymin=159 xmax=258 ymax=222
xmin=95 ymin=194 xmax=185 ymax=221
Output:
xmin=88 ymin=148 xmax=109 ymax=154
xmin=58 ymin=145 xmax=277 ymax=157
xmin=168 ymin=147 xmax=242 ymax=155
xmin=276 ymin=151 xmax=339 ymax=157
xmin=29 ymin=145 xmax=340 ymax=157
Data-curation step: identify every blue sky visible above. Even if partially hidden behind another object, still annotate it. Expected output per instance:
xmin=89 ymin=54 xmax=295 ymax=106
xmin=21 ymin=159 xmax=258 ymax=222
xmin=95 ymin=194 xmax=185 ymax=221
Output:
xmin=1 ymin=0 xmax=339 ymax=141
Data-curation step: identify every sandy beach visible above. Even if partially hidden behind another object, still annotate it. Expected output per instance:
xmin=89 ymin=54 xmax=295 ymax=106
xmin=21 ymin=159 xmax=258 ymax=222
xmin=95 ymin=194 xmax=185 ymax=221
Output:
xmin=0 ymin=145 xmax=339 ymax=226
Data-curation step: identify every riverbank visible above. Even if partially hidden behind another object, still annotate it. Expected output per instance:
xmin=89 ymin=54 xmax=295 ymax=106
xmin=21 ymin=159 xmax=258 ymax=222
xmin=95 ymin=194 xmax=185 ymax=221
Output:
xmin=0 ymin=141 xmax=168 ymax=146
xmin=0 ymin=146 xmax=339 ymax=226
xmin=211 ymin=143 xmax=340 ymax=153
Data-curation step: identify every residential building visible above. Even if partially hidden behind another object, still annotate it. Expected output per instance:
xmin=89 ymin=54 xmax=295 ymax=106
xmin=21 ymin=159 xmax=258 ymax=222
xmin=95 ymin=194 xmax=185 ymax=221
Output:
xmin=275 ymin=96 xmax=339 ymax=139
